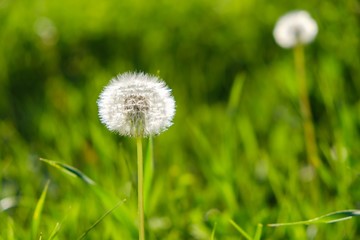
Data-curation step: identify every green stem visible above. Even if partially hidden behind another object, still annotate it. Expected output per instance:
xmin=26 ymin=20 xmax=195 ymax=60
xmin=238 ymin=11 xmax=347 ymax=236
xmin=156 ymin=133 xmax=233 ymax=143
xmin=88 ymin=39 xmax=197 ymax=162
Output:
xmin=137 ymin=137 xmax=145 ymax=240
xmin=294 ymin=44 xmax=320 ymax=168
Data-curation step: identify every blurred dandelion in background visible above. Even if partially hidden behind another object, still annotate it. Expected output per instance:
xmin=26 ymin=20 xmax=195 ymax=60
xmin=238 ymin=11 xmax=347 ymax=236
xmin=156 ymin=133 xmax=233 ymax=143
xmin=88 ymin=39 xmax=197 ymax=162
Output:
xmin=273 ymin=10 xmax=318 ymax=49
xmin=97 ymin=72 xmax=175 ymax=240
xmin=273 ymin=10 xmax=320 ymax=168
xmin=34 ymin=17 xmax=58 ymax=46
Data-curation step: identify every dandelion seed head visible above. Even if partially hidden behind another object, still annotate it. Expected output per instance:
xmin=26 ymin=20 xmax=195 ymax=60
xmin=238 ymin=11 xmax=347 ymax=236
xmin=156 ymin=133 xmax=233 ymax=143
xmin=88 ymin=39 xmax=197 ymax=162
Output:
xmin=273 ymin=10 xmax=318 ymax=48
xmin=98 ymin=72 xmax=176 ymax=137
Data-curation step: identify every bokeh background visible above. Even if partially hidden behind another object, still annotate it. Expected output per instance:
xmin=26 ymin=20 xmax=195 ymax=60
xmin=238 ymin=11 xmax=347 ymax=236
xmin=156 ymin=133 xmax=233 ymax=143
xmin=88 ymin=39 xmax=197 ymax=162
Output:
xmin=1 ymin=0 xmax=360 ymax=239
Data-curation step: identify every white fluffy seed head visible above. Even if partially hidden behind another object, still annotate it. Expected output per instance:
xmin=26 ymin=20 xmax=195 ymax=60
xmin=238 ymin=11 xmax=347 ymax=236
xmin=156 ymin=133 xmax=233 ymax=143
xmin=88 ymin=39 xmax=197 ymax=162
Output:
xmin=273 ymin=10 xmax=318 ymax=49
xmin=97 ymin=72 xmax=176 ymax=137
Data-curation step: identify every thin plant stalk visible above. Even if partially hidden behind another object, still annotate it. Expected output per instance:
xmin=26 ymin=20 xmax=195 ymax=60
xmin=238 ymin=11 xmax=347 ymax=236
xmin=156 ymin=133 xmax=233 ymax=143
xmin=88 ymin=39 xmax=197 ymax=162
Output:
xmin=294 ymin=44 xmax=320 ymax=168
xmin=137 ymin=136 xmax=145 ymax=240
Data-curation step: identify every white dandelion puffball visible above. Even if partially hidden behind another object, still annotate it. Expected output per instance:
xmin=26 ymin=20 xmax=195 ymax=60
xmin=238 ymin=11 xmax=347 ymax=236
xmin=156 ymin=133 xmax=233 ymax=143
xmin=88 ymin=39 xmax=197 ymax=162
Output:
xmin=98 ymin=72 xmax=176 ymax=137
xmin=273 ymin=10 xmax=318 ymax=48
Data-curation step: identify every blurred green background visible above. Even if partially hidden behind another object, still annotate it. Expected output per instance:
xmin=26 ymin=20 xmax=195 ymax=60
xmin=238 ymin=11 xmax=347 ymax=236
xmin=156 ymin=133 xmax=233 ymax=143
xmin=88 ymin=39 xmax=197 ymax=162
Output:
xmin=1 ymin=0 xmax=360 ymax=239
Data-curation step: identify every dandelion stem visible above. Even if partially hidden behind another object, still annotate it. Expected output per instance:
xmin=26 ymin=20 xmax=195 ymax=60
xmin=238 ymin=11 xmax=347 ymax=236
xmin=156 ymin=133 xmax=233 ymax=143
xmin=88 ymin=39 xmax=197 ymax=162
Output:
xmin=294 ymin=44 xmax=320 ymax=168
xmin=137 ymin=136 xmax=145 ymax=240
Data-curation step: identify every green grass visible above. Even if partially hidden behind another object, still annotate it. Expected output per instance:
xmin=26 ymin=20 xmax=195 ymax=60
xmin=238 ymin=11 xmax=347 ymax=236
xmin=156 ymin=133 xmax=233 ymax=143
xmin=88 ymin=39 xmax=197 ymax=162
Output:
xmin=1 ymin=0 xmax=360 ymax=239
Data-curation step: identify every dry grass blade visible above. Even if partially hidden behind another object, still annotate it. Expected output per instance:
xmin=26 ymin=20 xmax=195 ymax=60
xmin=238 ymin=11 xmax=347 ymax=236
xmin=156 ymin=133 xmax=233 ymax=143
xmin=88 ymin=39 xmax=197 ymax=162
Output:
xmin=40 ymin=158 xmax=95 ymax=185
xmin=268 ymin=209 xmax=360 ymax=227
xmin=78 ymin=199 xmax=126 ymax=240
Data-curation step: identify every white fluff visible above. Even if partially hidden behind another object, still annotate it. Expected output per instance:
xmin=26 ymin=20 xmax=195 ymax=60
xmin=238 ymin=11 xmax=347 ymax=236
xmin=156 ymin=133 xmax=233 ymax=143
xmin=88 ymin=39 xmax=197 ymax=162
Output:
xmin=98 ymin=72 xmax=175 ymax=137
xmin=273 ymin=10 xmax=318 ymax=48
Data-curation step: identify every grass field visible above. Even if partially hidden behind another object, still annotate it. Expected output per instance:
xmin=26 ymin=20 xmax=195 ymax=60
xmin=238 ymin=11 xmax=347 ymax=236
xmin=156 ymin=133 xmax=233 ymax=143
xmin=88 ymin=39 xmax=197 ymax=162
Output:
xmin=1 ymin=0 xmax=360 ymax=239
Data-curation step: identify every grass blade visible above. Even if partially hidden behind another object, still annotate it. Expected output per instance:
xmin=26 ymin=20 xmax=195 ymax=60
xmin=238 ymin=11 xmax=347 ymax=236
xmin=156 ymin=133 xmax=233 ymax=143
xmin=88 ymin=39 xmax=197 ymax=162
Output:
xmin=144 ymin=137 xmax=154 ymax=212
xmin=229 ymin=219 xmax=252 ymax=240
xmin=210 ymin=222 xmax=217 ymax=240
xmin=48 ymin=222 xmax=61 ymax=240
xmin=40 ymin=158 xmax=95 ymax=185
xmin=254 ymin=223 xmax=263 ymax=240
xmin=40 ymin=158 xmax=136 ymax=236
xmin=268 ymin=209 xmax=360 ymax=227
xmin=41 ymin=157 xmax=136 ymax=236
xmin=32 ymin=181 xmax=50 ymax=240
xmin=7 ymin=217 xmax=15 ymax=240
xmin=227 ymin=74 xmax=245 ymax=112
xmin=91 ymin=185 xmax=136 ymax=236
xmin=78 ymin=199 xmax=126 ymax=240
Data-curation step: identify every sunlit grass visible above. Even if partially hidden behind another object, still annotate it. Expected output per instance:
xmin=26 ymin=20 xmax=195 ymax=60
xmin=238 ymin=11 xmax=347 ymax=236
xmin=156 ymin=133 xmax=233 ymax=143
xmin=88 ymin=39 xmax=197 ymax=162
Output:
xmin=1 ymin=0 xmax=360 ymax=239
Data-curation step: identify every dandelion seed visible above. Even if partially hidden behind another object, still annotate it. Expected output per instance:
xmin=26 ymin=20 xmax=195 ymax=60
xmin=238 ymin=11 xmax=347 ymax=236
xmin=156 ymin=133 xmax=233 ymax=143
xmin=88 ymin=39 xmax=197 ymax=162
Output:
xmin=273 ymin=10 xmax=318 ymax=48
xmin=97 ymin=72 xmax=176 ymax=137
